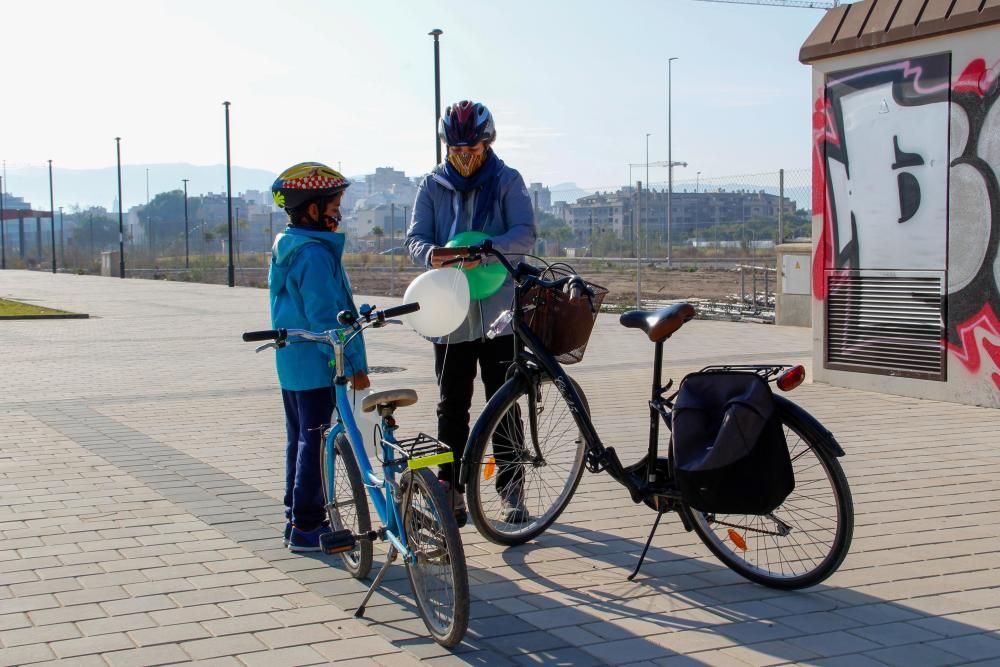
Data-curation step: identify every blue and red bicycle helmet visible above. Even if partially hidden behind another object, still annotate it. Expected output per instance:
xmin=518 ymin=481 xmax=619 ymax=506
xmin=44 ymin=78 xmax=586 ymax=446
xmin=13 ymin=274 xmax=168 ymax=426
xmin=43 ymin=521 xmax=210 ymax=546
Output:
xmin=438 ymin=100 xmax=496 ymax=147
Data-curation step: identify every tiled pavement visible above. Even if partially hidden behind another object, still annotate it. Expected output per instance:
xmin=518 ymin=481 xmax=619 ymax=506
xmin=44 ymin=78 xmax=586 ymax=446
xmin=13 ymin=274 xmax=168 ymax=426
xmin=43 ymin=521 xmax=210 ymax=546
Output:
xmin=1 ymin=270 xmax=999 ymax=666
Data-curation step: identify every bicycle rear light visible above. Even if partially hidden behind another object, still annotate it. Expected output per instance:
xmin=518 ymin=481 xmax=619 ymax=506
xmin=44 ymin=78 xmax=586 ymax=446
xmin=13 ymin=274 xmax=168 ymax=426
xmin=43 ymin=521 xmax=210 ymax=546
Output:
xmin=776 ymin=365 xmax=806 ymax=392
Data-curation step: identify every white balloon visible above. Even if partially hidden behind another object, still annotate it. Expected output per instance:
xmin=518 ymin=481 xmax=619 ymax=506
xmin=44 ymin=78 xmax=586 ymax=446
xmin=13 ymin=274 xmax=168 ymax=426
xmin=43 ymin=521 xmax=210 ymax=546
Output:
xmin=402 ymin=268 xmax=471 ymax=337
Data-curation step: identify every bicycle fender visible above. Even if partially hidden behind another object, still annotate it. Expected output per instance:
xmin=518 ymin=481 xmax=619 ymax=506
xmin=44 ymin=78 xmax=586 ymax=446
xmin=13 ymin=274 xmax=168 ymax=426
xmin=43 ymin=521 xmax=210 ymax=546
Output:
xmin=774 ymin=395 xmax=845 ymax=458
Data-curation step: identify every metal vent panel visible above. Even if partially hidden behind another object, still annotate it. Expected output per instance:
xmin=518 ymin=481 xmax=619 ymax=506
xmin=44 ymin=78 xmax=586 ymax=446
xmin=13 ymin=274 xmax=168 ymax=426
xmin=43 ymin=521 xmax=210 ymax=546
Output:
xmin=825 ymin=271 xmax=946 ymax=381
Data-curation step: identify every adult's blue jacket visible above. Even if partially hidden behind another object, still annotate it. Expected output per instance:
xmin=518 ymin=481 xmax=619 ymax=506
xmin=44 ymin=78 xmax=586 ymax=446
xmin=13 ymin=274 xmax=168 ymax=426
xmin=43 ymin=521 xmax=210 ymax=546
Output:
xmin=268 ymin=226 xmax=368 ymax=390
xmin=404 ymin=156 xmax=536 ymax=343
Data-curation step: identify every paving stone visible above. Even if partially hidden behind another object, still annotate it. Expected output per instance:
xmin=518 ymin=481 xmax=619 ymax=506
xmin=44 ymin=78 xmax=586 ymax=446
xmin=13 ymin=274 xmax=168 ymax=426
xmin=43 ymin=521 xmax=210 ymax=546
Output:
xmin=179 ymin=634 xmax=268 ymax=660
xmin=50 ymin=633 xmax=136 ymax=659
xmin=103 ymin=643 xmax=190 ymax=667
xmin=236 ymin=645 xmax=328 ymax=666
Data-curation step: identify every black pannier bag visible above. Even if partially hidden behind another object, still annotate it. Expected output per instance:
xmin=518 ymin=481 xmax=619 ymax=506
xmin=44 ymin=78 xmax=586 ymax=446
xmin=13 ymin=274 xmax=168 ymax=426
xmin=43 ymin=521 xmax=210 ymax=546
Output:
xmin=671 ymin=372 xmax=794 ymax=515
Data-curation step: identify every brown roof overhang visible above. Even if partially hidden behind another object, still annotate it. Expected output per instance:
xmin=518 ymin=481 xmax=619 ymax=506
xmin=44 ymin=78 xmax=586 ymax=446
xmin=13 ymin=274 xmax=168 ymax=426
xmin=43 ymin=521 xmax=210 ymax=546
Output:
xmin=800 ymin=0 xmax=1000 ymax=63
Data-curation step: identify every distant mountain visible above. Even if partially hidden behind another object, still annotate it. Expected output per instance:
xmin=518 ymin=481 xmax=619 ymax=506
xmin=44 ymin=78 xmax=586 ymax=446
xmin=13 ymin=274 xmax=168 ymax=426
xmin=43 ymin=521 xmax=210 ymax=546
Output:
xmin=1 ymin=163 xmax=284 ymax=211
xmin=548 ymin=182 xmax=594 ymax=204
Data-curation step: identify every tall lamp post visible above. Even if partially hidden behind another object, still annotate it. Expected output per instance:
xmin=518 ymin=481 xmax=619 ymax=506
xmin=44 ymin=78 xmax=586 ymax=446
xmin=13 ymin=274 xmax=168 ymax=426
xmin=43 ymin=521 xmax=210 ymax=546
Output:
xmin=48 ymin=160 xmax=56 ymax=274
xmin=696 ymin=171 xmax=701 ymax=193
xmin=58 ymin=206 xmax=64 ymax=267
xmin=116 ymin=137 xmax=125 ymax=278
xmin=182 ymin=179 xmax=190 ymax=269
xmin=224 ymin=101 xmax=235 ymax=287
xmin=1 ymin=175 xmax=6 ymax=270
xmin=429 ymin=29 xmax=443 ymax=164
xmin=667 ymin=56 xmax=678 ymax=268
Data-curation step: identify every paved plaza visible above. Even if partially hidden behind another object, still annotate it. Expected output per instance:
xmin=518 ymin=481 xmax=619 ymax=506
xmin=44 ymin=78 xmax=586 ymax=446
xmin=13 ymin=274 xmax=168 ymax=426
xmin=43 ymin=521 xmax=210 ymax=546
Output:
xmin=2 ymin=270 xmax=999 ymax=666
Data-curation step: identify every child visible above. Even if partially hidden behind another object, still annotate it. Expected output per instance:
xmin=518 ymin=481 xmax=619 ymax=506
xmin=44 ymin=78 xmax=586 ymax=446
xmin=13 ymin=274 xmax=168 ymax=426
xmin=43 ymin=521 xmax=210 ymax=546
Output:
xmin=269 ymin=162 xmax=370 ymax=552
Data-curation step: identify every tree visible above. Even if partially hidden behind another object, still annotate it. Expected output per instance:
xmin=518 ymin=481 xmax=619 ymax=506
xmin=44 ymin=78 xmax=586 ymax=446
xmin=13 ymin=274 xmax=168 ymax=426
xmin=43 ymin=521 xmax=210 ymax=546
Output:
xmin=372 ymin=226 xmax=384 ymax=252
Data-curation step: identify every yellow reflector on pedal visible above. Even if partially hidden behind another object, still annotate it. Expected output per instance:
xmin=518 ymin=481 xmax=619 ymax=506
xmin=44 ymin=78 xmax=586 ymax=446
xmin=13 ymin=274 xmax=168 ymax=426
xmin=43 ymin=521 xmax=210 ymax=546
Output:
xmin=483 ymin=456 xmax=496 ymax=481
xmin=727 ymin=529 xmax=748 ymax=551
xmin=407 ymin=451 xmax=454 ymax=470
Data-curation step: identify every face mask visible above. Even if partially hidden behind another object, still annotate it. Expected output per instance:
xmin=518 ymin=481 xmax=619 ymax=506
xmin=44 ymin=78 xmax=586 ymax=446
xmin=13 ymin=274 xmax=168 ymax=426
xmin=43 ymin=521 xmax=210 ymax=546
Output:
xmin=448 ymin=151 xmax=486 ymax=177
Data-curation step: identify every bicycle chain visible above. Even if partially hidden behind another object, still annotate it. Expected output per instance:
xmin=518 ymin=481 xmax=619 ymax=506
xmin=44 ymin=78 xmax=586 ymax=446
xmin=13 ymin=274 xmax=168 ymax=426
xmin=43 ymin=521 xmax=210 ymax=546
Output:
xmin=706 ymin=515 xmax=791 ymax=538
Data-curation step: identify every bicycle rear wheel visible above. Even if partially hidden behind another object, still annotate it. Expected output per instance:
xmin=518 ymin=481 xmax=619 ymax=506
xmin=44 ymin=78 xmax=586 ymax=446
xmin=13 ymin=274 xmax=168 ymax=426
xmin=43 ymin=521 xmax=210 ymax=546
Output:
xmin=466 ymin=373 xmax=588 ymax=546
xmin=401 ymin=468 xmax=469 ymax=648
xmin=685 ymin=401 xmax=853 ymax=589
xmin=321 ymin=432 xmax=373 ymax=579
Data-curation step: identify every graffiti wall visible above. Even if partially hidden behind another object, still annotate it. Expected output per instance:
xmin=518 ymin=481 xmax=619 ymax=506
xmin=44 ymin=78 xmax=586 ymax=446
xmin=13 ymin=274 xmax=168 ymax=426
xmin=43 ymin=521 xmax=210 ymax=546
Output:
xmin=812 ymin=40 xmax=1000 ymax=407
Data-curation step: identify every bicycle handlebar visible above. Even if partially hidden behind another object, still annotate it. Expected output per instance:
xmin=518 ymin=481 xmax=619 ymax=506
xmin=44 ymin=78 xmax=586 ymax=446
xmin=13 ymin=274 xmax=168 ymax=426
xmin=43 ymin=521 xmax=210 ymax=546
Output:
xmin=242 ymin=302 xmax=421 ymax=344
xmin=446 ymin=241 xmax=585 ymax=294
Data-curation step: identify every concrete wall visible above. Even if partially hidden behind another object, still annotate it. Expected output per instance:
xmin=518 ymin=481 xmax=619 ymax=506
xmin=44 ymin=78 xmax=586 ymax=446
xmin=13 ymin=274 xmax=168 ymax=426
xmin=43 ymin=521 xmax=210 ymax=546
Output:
xmin=809 ymin=25 xmax=1000 ymax=408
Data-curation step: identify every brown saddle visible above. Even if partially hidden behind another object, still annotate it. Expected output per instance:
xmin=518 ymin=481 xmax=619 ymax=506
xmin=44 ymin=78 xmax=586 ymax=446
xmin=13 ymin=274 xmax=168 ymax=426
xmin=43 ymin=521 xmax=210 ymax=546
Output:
xmin=619 ymin=303 xmax=696 ymax=343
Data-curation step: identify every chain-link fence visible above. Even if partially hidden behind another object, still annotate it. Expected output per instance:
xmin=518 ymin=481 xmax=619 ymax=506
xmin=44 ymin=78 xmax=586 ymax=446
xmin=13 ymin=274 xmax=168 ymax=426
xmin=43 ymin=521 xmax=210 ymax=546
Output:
xmin=1 ymin=168 xmax=812 ymax=316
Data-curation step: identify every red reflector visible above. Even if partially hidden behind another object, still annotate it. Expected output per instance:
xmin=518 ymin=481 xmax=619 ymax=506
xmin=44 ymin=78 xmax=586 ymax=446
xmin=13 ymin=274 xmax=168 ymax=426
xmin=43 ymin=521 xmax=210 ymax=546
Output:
xmin=776 ymin=365 xmax=806 ymax=392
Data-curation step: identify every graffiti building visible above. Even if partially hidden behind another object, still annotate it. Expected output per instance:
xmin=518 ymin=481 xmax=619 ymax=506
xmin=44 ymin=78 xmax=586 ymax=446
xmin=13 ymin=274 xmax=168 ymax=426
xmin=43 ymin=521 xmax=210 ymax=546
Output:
xmin=800 ymin=0 xmax=1000 ymax=408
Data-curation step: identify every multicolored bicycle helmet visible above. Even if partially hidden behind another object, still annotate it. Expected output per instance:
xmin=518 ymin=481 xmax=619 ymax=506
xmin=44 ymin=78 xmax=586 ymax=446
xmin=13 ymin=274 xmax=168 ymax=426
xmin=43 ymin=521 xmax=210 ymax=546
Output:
xmin=438 ymin=100 xmax=496 ymax=147
xmin=271 ymin=162 xmax=350 ymax=211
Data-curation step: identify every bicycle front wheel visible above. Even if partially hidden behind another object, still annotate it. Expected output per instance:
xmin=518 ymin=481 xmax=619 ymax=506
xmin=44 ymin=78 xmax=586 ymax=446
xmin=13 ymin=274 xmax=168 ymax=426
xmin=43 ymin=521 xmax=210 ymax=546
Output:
xmin=321 ymin=432 xmax=373 ymax=579
xmin=685 ymin=401 xmax=854 ymax=589
xmin=401 ymin=468 xmax=469 ymax=648
xmin=466 ymin=374 xmax=589 ymax=546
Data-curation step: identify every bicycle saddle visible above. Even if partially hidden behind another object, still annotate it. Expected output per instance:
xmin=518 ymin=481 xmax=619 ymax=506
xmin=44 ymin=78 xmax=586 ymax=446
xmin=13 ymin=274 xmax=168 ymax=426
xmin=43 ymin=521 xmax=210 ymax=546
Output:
xmin=619 ymin=303 xmax=696 ymax=343
xmin=362 ymin=388 xmax=418 ymax=413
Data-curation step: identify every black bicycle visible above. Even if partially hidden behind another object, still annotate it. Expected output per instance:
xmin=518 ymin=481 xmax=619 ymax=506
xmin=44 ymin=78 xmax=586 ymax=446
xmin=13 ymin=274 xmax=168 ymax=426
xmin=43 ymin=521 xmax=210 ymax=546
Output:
xmin=444 ymin=241 xmax=853 ymax=590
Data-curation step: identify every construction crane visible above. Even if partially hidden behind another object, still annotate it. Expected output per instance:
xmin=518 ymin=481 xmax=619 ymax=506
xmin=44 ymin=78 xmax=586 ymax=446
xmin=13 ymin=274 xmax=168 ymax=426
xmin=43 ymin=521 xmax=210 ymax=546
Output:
xmin=695 ymin=0 xmax=841 ymax=9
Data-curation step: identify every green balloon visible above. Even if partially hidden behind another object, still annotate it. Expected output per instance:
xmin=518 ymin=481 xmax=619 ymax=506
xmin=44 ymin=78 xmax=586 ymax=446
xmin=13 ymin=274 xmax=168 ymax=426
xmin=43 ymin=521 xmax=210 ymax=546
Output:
xmin=445 ymin=231 xmax=507 ymax=300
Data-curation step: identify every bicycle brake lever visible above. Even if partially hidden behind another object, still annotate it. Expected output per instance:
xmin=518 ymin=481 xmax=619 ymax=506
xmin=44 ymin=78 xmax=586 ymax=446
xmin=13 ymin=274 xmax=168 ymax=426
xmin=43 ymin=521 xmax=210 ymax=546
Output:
xmin=255 ymin=342 xmax=279 ymax=353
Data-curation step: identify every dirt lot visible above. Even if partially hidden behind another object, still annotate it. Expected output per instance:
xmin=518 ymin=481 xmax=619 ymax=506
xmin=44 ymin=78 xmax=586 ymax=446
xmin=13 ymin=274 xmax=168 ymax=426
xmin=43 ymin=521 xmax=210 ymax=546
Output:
xmin=346 ymin=261 xmax=768 ymax=307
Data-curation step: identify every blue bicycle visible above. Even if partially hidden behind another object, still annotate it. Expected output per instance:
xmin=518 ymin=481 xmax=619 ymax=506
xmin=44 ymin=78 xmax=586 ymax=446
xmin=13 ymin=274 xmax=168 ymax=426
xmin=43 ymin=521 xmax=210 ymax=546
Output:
xmin=243 ymin=303 xmax=470 ymax=647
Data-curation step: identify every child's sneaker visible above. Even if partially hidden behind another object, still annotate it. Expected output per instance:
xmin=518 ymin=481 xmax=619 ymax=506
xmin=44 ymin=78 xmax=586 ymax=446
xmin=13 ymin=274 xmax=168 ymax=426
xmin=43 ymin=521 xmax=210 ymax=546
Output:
xmin=288 ymin=524 xmax=333 ymax=552
xmin=283 ymin=521 xmax=292 ymax=547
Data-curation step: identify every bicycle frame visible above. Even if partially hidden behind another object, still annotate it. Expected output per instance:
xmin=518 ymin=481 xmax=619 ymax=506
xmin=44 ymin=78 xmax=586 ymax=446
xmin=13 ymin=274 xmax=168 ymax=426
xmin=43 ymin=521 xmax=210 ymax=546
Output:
xmin=324 ymin=377 xmax=414 ymax=561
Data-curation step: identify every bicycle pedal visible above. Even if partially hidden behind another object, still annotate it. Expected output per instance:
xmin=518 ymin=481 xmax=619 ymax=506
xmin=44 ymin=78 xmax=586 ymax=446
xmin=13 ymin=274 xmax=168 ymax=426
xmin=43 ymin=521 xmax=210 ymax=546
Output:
xmin=320 ymin=529 xmax=356 ymax=555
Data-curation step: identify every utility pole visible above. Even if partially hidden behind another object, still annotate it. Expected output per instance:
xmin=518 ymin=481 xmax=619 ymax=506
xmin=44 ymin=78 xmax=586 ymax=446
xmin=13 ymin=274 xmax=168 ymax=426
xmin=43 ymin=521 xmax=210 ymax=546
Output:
xmin=389 ymin=203 xmax=396 ymax=296
xmin=0 ymin=175 xmax=5 ymax=270
xmin=636 ymin=180 xmax=643 ymax=307
xmin=429 ymin=29 xmax=444 ymax=164
xmin=224 ymin=101 xmax=235 ymax=287
xmin=58 ymin=207 xmax=64 ymax=267
xmin=182 ymin=179 xmax=190 ymax=269
xmin=48 ymin=160 xmax=56 ymax=274
xmin=116 ymin=137 xmax=125 ymax=278
xmin=778 ymin=168 xmax=785 ymax=245
xmin=667 ymin=56 xmax=678 ymax=268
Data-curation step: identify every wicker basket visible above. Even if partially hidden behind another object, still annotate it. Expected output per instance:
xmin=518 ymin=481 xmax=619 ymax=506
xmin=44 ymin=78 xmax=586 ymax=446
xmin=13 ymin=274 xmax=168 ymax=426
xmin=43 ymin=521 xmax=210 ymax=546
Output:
xmin=523 ymin=272 xmax=608 ymax=365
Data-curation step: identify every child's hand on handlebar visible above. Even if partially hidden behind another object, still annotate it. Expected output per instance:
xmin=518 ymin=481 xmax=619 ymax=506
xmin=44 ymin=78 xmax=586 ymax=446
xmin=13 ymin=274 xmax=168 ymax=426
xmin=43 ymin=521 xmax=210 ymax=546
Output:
xmin=350 ymin=371 xmax=370 ymax=390
xmin=430 ymin=247 xmax=480 ymax=269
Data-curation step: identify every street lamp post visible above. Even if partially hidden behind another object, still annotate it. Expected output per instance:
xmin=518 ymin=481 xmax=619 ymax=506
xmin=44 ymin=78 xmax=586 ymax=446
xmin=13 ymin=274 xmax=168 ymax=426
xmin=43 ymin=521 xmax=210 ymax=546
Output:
xmin=48 ymin=160 xmax=56 ymax=274
xmin=667 ymin=56 xmax=678 ymax=268
xmin=645 ymin=132 xmax=651 ymax=260
xmin=58 ymin=206 xmax=64 ymax=267
xmin=182 ymin=179 xmax=190 ymax=269
xmin=224 ymin=101 xmax=235 ymax=287
xmin=116 ymin=137 xmax=125 ymax=278
xmin=696 ymin=171 xmax=701 ymax=193
xmin=429 ymin=29 xmax=443 ymax=165
xmin=0 ymin=175 xmax=6 ymax=270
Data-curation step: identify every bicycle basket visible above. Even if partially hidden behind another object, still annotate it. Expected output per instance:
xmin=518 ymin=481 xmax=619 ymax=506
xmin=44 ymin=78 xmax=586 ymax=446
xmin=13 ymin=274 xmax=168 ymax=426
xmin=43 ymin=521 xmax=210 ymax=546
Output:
xmin=523 ymin=266 xmax=608 ymax=365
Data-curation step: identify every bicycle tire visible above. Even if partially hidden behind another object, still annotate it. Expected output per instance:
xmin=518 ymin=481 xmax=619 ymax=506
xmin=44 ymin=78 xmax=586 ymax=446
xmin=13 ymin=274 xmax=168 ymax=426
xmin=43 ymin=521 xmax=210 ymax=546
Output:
xmin=321 ymin=432 xmax=373 ymax=579
xmin=466 ymin=373 xmax=589 ymax=546
xmin=401 ymin=468 xmax=469 ymax=648
xmin=685 ymin=401 xmax=854 ymax=589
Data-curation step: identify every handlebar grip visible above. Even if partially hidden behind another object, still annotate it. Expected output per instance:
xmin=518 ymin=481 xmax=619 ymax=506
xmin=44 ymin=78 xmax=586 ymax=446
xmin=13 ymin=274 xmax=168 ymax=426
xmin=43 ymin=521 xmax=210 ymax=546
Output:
xmin=243 ymin=329 xmax=281 ymax=342
xmin=515 ymin=261 xmax=542 ymax=278
xmin=382 ymin=302 xmax=420 ymax=319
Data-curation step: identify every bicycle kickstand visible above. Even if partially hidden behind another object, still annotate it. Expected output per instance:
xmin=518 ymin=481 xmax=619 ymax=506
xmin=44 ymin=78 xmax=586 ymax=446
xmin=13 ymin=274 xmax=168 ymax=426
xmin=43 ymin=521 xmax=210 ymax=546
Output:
xmin=355 ymin=545 xmax=398 ymax=618
xmin=628 ymin=509 xmax=665 ymax=582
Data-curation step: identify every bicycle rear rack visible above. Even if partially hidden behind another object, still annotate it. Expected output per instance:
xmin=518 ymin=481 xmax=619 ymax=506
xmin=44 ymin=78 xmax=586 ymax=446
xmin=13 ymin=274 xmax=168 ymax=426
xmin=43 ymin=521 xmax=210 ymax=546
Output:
xmin=386 ymin=433 xmax=454 ymax=470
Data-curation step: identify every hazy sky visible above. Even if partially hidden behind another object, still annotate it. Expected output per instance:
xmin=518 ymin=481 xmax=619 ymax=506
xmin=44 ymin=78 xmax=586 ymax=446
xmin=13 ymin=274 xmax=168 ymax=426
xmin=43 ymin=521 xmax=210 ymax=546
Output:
xmin=4 ymin=0 xmax=827 ymax=195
